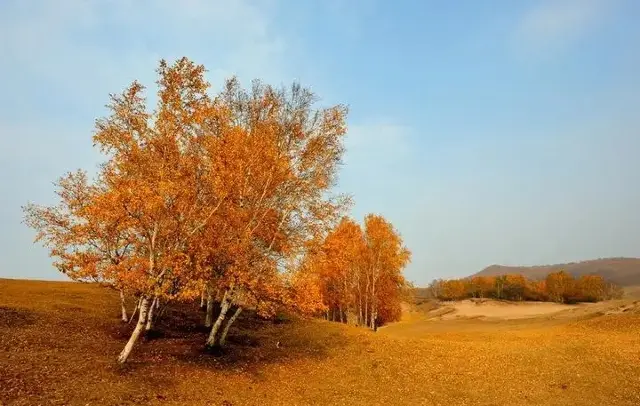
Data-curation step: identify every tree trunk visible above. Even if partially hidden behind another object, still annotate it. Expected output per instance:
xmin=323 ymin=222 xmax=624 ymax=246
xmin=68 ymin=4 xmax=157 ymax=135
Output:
xmin=206 ymin=289 xmax=231 ymax=347
xmin=371 ymin=308 xmax=378 ymax=331
xmin=370 ymin=287 xmax=376 ymax=330
xmin=370 ymin=292 xmax=376 ymax=331
xmin=128 ymin=296 xmax=142 ymax=325
xmin=342 ymin=278 xmax=348 ymax=324
xmin=370 ymin=275 xmax=377 ymax=331
xmin=364 ymin=275 xmax=370 ymax=327
xmin=153 ymin=298 xmax=165 ymax=324
xmin=364 ymin=296 xmax=368 ymax=327
xmin=157 ymin=301 xmax=169 ymax=320
xmin=145 ymin=296 xmax=158 ymax=331
xmin=358 ymin=292 xmax=363 ymax=326
xmin=200 ymin=290 xmax=206 ymax=309
xmin=119 ymin=289 xmax=128 ymax=323
xmin=205 ymin=288 xmax=214 ymax=328
xmin=219 ymin=307 xmax=242 ymax=347
xmin=117 ymin=297 xmax=150 ymax=364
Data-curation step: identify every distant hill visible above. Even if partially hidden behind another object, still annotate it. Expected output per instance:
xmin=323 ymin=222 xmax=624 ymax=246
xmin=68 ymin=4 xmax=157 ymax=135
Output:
xmin=472 ymin=257 xmax=640 ymax=287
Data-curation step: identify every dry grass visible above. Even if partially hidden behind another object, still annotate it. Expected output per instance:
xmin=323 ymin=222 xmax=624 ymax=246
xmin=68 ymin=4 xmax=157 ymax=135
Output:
xmin=1 ymin=278 xmax=640 ymax=405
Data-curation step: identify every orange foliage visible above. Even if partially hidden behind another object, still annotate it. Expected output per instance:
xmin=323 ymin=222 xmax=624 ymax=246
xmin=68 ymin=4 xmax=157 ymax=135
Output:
xmin=431 ymin=270 xmax=620 ymax=303
xmin=545 ymin=271 xmax=575 ymax=303
xmin=441 ymin=280 xmax=466 ymax=301
xmin=307 ymin=215 xmax=411 ymax=329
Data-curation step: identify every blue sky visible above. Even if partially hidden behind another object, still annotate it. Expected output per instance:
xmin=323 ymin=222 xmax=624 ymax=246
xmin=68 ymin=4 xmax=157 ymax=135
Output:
xmin=1 ymin=0 xmax=640 ymax=285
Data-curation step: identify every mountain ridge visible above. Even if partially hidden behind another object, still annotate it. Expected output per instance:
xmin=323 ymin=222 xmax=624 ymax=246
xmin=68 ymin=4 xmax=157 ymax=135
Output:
xmin=471 ymin=257 xmax=640 ymax=287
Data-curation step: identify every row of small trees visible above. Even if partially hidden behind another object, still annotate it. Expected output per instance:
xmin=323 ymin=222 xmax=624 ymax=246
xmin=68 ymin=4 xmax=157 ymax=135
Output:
xmin=23 ymin=57 xmax=410 ymax=364
xmin=428 ymin=271 xmax=623 ymax=303
xmin=304 ymin=215 xmax=411 ymax=330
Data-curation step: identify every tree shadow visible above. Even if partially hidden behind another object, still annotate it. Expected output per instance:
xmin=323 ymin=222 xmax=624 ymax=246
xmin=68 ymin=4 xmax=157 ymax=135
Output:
xmin=138 ymin=301 xmax=352 ymax=376
xmin=0 ymin=306 xmax=38 ymax=328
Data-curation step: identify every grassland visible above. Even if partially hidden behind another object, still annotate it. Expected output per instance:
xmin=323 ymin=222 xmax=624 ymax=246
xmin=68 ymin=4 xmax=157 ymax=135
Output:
xmin=1 ymin=278 xmax=640 ymax=405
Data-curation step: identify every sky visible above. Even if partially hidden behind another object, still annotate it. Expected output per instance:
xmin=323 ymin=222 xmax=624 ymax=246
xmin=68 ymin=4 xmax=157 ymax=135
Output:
xmin=1 ymin=0 xmax=640 ymax=286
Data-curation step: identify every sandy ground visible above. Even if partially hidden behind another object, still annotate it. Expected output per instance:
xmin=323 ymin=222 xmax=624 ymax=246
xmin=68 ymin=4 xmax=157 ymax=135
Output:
xmin=435 ymin=299 xmax=587 ymax=320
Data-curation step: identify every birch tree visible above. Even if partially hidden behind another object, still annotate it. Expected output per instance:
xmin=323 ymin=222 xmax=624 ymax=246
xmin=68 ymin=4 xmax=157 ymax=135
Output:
xmin=25 ymin=58 xmax=226 ymax=363
xmin=310 ymin=214 xmax=410 ymax=329
xmin=196 ymin=78 xmax=349 ymax=347
xmin=23 ymin=56 xmax=350 ymax=362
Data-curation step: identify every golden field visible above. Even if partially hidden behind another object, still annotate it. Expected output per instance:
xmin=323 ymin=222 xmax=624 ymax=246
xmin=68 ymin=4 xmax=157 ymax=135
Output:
xmin=1 ymin=278 xmax=639 ymax=405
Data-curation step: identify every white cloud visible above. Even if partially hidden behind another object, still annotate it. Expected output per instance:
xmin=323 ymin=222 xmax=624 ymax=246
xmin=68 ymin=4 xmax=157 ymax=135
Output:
xmin=513 ymin=0 xmax=615 ymax=56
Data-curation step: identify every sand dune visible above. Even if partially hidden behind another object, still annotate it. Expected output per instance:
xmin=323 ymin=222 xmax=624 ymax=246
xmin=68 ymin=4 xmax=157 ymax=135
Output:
xmin=430 ymin=299 xmax=587 ymax=320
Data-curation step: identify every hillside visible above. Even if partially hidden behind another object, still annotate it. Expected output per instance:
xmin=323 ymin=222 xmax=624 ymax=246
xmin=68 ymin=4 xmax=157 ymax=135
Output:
xmin=473 ymin=257 xmax=640 ymax=287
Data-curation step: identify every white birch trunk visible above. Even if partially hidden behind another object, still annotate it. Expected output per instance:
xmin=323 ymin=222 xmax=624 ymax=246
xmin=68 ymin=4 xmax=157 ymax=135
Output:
xmin=145 ymin=296 xmax=158 ymax=331
xmin=129 ymin=296 xmax=142 ymax=325
xmin=358 ymin=286 xmax=363 ymax=326
xmin=200 ymin=290 xmax=206 ymax=309
xmin=364 ymin=276 xmax=370 ymax=327
xmin=206 ymin=289 xmax=231 ymax=347
xmin=205 ymin=288 xmax=214 ymax=328
xmin=364 ymin=300 xmax=368 ymax=327
xmin=371 ymin=310 xmax=377 ymax=331
xmin=370 ymin=273 xmax=377 ymax=330
xmin=370 ymin=293 xmax=377 ymax=331
xmin=129 ymin=297 xmax=142 ymax=324
xmin=117 ymin=297 xmax=150 ymax=364
xmin=219 ymin=307 xmax=242 ymax=347
xmin=119 ymin=289 xmax=128 ymax=323
xmin=370 ymin=282 xmax=377 ymax=331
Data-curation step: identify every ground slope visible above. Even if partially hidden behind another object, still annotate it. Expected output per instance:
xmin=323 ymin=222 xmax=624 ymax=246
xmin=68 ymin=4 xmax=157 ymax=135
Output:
xmin=1 ymin=278 xmax=640 ymax=405
xmin=473 ymin=257 xmax=640 ymax=286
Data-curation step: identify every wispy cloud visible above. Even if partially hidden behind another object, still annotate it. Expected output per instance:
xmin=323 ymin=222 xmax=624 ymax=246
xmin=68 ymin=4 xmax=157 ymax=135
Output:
xmin=0 ymin=0 xmax=289 ymax=110
xmin=513 ymin=0 xmax=615 ymax=56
